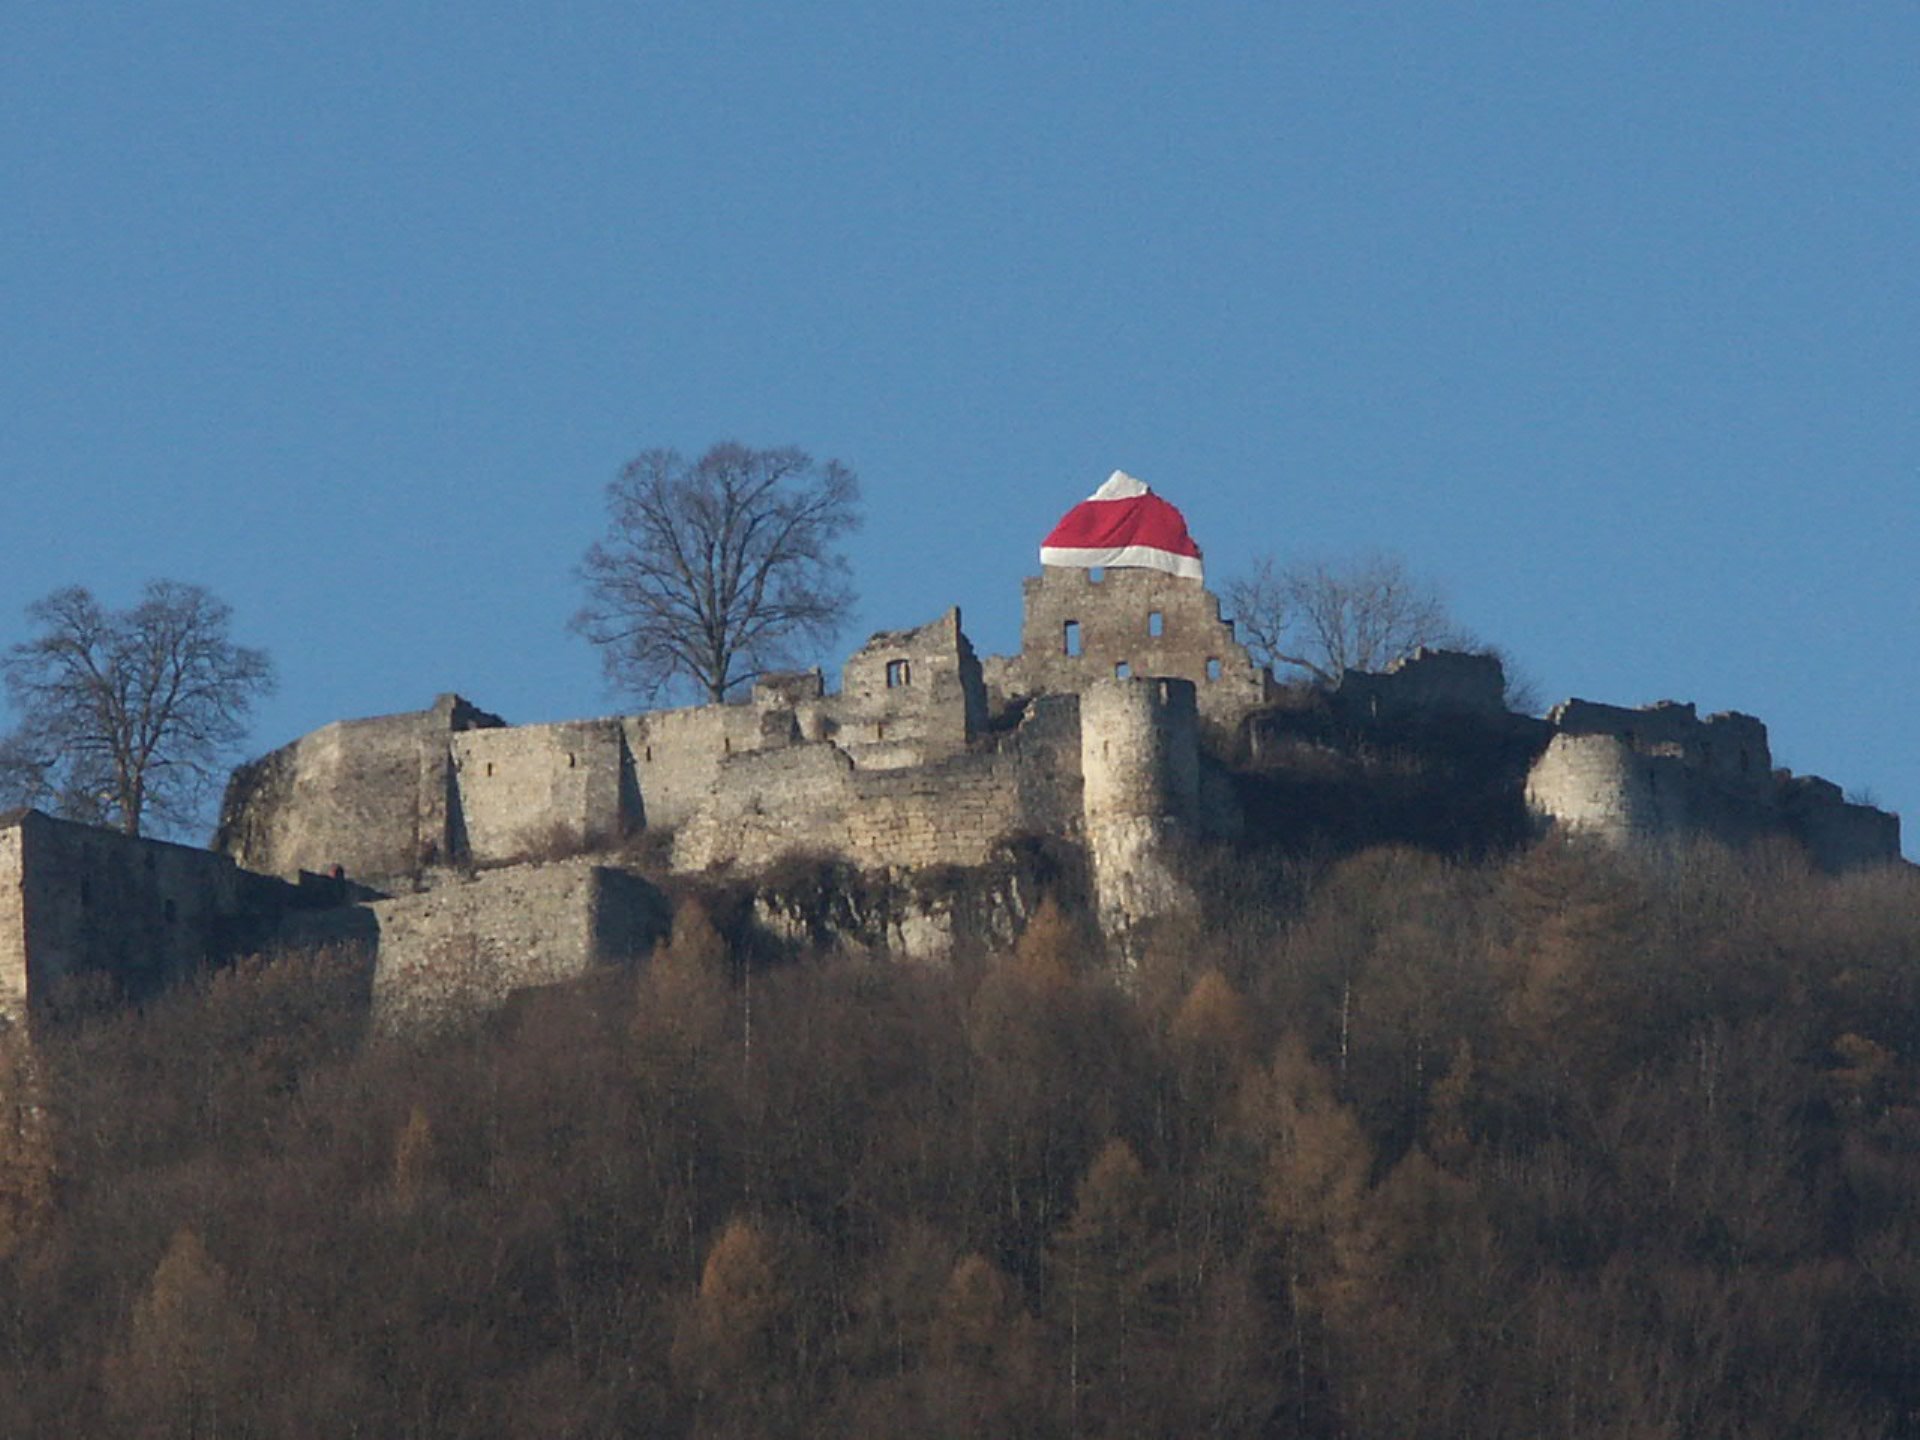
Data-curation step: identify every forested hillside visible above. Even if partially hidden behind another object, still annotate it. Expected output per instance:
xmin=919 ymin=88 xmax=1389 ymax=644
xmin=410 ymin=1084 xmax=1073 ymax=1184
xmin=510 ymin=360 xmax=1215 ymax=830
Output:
xmin=2 ymin=837 xmax=1919 ymax=1437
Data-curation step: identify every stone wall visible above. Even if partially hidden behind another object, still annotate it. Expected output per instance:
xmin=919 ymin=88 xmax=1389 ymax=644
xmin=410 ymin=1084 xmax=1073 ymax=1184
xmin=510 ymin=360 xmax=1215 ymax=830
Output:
xmin=1549 ymin=698 xmax=1772 ymax=786
xmin=1525 ymin=733 xmax=1677 ymax=846
xmin=672 ymin=746 xmax=1030 ymax=873
xmin=621 ymin=702 xmax=769 ymax=832
xmin=1333 ymin=648 xmax=1508 ymax=721
xmin=836 ymin=608 xmax=987 ymax=764
xmin=999 ymin=693 xmax=1087 ymax=839
xmin=0 ymin=810 xmax=288 ymax=1020
xmin=366 ymin=861 xmax=667 ymax=1032
xmin=994 ymin=567 xmax=1269 ymax=731
xmin=217 ymin=694 xmax=503 ymax=886
xmin=0 ymin=822 xmax=25 ymax=1021
xmin=451 ymin=720 xmax=633 ymax=864
xmin=1780 ymin=777 xmax=1904 ymax=872
xmin=1525 ymin=727 xmax=1902 ymax=872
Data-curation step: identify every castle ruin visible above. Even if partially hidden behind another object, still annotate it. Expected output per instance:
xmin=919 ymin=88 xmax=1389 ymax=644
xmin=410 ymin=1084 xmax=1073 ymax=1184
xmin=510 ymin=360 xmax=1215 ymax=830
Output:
xmin=1 ymin=474 xmax=1903 ymax=1029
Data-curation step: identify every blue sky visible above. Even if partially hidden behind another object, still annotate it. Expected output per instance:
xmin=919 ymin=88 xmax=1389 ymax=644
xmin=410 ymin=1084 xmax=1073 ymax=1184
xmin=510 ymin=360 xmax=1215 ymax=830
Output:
xmin=4 ymin=2 xmax=1915 ymax=854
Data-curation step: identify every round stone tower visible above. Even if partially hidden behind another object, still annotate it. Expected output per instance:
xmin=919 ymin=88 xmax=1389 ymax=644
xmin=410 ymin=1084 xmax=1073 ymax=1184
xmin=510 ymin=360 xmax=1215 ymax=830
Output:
xmin=1080 ymin=676 xmax=1200 ymax=940
xmin=1525 ymin=732 xmax=1683 ymax=845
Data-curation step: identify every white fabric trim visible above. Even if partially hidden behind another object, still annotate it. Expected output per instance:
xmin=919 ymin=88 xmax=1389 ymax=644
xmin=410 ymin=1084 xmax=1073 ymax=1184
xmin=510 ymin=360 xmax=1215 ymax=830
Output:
xmin=1040 ymin=543 xmax=1204 ymax=581
xmin=1089 ymin=470 xmax=1150 ymax=501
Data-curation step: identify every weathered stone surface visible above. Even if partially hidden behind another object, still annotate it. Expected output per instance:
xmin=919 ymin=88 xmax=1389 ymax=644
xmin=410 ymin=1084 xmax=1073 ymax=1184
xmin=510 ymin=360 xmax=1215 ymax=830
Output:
xmin=215 ymin=693 xmax=503 ymax=887
xmin=451 ymin=719 xmax=632 ymax=865
xmin=365 ymin=862 xmax=667 ymax=1033
xmin=1522 ymin=700 xmax=1899 ymax=871
xmin=836 ymin=607 xmax=987 ymax=764
xmin=1333 ymin=647 xmax=1508 ymax=721
xmin=990 ymin=566 xmax=1269 ymax=731
xmin=1082 ymin=677 xmax=1200 ymax=937
xmin=10 ymin=505 xmax=1897 ymax=1032
xmin=0 ymin=810 xmax=293 ymax=1023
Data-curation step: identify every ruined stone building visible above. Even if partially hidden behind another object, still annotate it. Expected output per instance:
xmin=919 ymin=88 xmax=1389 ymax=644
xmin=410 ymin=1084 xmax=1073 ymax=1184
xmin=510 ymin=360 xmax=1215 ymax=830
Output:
xmin=1 ymin=472 xmax=1904 ymax=1029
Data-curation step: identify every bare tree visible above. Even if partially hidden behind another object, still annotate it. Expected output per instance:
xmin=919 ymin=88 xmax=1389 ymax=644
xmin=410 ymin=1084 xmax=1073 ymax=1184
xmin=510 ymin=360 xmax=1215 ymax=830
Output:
xmin=0 ymin=581 xmax=274 ymax=837
xmin=1224 ymin=551 xmax=1466 ymax=687
xmin=573 ymin=442 xmax=862 ymax=703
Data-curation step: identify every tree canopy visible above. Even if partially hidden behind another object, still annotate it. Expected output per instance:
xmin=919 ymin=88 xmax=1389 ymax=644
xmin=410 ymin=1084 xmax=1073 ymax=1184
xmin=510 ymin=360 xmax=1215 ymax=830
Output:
xmin=5 ymin=839 xmax=1917 ymax=1435
xmin=572 ymin=442 xmax=862 ymax=703
xmin=0 ymin=581 xmax=274 ymax=837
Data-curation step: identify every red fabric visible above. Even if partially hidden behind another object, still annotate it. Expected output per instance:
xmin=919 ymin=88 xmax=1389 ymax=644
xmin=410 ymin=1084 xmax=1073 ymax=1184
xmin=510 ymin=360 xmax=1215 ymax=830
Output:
xmin=1042 ymin=491 xmax=1202 ymax=560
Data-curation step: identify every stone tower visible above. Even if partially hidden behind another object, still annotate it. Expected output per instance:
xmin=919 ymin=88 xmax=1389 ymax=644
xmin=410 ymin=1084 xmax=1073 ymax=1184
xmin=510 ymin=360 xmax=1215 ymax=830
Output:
xmin=1079 ymin=676 xmax=1200 ymax=940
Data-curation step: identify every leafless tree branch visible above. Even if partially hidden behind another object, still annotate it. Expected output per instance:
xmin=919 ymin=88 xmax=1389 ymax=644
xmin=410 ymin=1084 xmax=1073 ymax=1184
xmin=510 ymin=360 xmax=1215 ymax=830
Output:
xmin=1 ymin=582 xmax=275 ymax=837
xmin=571 ymin=442 xmax=862 ymax=704
xmin=1224 ymin=551 xmax=1470 ymax=687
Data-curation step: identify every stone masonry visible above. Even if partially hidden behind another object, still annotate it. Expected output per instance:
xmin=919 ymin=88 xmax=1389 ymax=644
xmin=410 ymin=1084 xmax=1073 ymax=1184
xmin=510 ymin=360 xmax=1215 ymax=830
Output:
xmin=2 ymin=477 xmax=1904 ymax=1027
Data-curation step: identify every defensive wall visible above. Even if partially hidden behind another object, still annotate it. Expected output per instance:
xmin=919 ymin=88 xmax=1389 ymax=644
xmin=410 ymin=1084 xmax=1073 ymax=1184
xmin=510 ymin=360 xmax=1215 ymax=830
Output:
xmin=217 ymin=609 xmax=994 ymax=889
xmin=213 ymin=563 xmax=1904 ymax=918
xmin=1 ymin=810 xmax=303 ymax=1024
xmin=217 ymin=693 xmax=506 ymax=884
xmin=365 ymin=862 xmax=666 ymax=1032
xmin=4 ymin=547 xmax=1906 ymax=1029
xmin=1523 ymin=700 xmax=1897 ymax=871
xmin=1330 ymin=647 xmax=1510 ymax=722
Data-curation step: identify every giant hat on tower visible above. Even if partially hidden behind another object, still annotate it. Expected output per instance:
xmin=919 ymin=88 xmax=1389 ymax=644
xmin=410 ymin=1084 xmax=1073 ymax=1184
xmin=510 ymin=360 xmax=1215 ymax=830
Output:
xmin=1039 ymin=471 xmax=1204 ymax=581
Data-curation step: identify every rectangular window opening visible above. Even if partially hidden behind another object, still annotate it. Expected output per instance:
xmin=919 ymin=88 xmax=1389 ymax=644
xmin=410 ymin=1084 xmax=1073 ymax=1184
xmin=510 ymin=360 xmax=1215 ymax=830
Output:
xmin=1149 ymin=610 xmax=1164 ymax=638
xmin=1206 ymin=657 xmax=1222 ymax=682
xmin=1064 ymin=620 xmax=1082 ymax=657
xmin=1115 ymin=661 xmax=1132 ymax=679
xmin=886 ymin=658 xmax=911 ymax=688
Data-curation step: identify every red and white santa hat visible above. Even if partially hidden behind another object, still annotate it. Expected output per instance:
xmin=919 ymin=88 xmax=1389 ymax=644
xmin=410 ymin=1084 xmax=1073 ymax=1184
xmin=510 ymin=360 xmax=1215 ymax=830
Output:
xmin=1039 ymin=471 xmax=1204 ymax=581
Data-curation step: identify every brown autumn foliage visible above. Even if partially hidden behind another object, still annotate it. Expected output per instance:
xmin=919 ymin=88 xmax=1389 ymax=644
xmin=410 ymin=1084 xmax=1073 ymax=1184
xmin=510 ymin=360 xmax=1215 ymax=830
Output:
xmin=0 ymin=837 xmax=1915 ymax=1435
